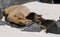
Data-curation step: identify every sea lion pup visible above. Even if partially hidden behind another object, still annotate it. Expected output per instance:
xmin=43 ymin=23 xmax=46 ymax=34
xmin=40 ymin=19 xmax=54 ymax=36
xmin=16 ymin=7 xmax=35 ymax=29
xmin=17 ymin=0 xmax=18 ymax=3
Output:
xmin=2 ymin=5 xmax=31 ymax=26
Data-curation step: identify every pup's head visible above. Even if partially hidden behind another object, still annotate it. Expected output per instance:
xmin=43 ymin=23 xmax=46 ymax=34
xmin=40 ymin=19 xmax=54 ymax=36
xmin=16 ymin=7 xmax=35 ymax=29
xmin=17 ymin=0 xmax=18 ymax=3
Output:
xmin=26 ymin=12 xmax=42 ymax=23
xmin=26 ymin=12 xmax=42 ymax=20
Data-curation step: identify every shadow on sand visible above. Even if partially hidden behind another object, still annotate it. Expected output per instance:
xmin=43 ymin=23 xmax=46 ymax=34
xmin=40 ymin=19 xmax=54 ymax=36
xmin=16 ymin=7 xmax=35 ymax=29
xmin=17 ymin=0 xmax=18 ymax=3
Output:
xmin=0 ymin=20 xmax=24 ymax=29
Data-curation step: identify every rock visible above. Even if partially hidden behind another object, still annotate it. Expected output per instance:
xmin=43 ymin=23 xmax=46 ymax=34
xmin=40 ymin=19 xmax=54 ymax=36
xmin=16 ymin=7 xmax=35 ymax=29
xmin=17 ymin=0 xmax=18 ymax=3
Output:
xmin=22 ymin=22 xmax=42 ymax=32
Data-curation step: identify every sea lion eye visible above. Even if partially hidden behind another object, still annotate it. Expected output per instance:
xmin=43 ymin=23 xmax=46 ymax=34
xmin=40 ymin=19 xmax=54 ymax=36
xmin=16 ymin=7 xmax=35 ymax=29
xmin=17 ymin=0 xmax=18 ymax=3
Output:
xmin=14 ymin=15 xmax=16 ymax=17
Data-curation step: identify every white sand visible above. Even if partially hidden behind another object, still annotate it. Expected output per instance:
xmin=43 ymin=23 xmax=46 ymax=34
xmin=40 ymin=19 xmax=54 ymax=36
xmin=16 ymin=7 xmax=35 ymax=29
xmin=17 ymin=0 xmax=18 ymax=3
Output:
xmin=23 ymin=1 xmax=60 ymax=21
xmin=0 ymin=1 xmax=60 ymax=37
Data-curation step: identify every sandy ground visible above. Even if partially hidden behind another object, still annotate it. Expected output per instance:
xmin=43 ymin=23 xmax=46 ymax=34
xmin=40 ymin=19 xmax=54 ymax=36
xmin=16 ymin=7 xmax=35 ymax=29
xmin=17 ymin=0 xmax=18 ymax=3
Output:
xmin=23 ymin=1 xmax=60 ymax=21
xmin=0 ymin=1 xmax=60 ymax=37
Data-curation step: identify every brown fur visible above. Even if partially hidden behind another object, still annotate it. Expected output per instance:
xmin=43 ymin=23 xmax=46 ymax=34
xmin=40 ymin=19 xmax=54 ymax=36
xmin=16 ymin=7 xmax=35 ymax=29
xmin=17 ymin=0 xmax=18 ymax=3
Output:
xmin=2 ymin=5 xmax=31 ymax=26
xmin=3 ymin=5 xmax=30 ymax=17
